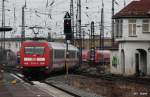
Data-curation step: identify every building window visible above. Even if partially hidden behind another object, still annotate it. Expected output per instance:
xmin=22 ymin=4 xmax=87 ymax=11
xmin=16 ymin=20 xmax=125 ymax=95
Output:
xmin=119 ymin=20 xmax=123 ymax=37
xmin=142 ymin=19 xmax=149 ymax=33
xmin=115 ymin=19 xmax=123 ymax=38
xmin=128 ymin=19 xmax=136 ymax=36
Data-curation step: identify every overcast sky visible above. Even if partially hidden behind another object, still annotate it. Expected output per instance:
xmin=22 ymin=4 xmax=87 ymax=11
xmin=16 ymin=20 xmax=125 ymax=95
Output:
xmin=1 ymin=0 xmax=133 ymax=38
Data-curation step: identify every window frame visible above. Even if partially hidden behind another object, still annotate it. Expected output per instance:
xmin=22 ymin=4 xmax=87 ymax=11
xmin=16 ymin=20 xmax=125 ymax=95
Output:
xmin=128 ymin=19 xmax=137 ymax=37
xmin=115 ymin=19 xmax=123 ymax=38
xmin=142 ymin=19 xmax=150 ymax=33
xmin=24 ymin=46 xmax=45 ymax=55
xmin=54 ymin=50 xmax=65 ymax=59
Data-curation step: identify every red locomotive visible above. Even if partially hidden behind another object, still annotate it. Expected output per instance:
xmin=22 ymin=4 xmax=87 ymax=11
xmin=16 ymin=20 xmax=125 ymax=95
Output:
xmin=20 ymin=40 xmax=79 ymax=76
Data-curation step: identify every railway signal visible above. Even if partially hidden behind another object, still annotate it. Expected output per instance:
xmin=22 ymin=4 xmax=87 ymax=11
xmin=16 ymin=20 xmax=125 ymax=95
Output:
xmin=64 ymin=12 xmax=72 ymax=40
xmin=64 ymin=12 xmax=72 ymax=79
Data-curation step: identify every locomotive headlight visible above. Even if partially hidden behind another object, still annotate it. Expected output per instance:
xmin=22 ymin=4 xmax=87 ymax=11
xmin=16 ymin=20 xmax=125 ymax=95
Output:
xmin=24 ymin=57 xmax=32 ymax=61
xmin=37 ymin=58 xmax=45 ymax=61
xmin=24 ymin=62 xmax=28 ymax=65
xmin=45 ymin=66 xmax=49 ymax=69
xmin=20 ymin=66 xmax=23 ymax=69
xmin=40 ymin=62 xmax=45 ymax=64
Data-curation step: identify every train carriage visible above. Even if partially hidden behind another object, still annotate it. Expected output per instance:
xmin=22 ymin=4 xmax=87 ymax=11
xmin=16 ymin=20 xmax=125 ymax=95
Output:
xmin=82 ymin=49 xmax=89 ymax=62
xmin=83 ymin=50 xmax=110 ymax=65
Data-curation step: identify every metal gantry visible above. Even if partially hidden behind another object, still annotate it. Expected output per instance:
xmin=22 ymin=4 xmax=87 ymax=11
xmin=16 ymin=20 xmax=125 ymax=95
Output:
xmin=100 ymin=0 xmax=104 ymax=51
xmin=70 ymin=0 xmax=74 ymax=44
xmin=21 ymin=4 xmax=26 ymax=42
xmin=100 ymin=0 xmax=104 ymax=66
xmin=90 ymin=21 xmax=95 ymax=63
xmin=76 ymin=0 xmax=82 ymax=65
xmin=1 ymin=0 xmax=5 ymax=50
xmin=112 ymin=0 xmax=115 ymax=45
xmin=90 ymin=21 xmax=95 ymax=50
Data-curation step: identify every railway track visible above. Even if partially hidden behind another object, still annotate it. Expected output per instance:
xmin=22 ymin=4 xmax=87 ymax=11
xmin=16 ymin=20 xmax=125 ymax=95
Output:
xmin=77 ymin=72 xmax=150 ymax=85
xmin=11 ymin=72 xmax=34 ymax=85
xmin=41 ymin=81 xmax=82 ymax=97
xmin=11 ymin=72 xmax=82 ymax=97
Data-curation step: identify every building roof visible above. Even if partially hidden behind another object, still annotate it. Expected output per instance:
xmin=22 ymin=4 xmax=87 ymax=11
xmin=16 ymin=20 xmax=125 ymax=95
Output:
xmin=113 ymin=0 xmax=150 ymax=19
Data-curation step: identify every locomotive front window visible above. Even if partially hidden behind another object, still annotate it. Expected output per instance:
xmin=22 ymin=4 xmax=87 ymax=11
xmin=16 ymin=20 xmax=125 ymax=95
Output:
xmin=24 ymin=47 xmax=44 ymax=55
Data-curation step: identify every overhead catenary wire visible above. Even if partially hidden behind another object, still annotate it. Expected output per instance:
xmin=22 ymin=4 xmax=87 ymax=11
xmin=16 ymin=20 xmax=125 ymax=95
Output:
xmin=1 ymin=0 xmax=132 ymax=38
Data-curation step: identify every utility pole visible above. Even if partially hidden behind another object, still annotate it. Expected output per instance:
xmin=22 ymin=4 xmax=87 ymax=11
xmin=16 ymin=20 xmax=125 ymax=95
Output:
xmin=112 ymin=0 xmax=115 ymax=45
xmin=13 ymin=7 xmax=16 ymax=32
xmin=100 ymin=0 xmax=104 ymax=66
xmin=78 ymin=0 xmax=81 ymax=43
xmin=90 ymin=21 xmax=95 ymax=64
xmin=100 ymin=0 xmax=104 ymax=50
xmin=82 ymin=29 xmax=85 ymax=49
xmin=1 ymin=0 xmax=5 ymax=50
xmin=11 ymin=7 xmax=16 ymax=38
xmin=21 ymin=5 xmax=26 ymax=42
xmin=70 ymin=0 xmax=74 ymax=44
xmin=76 ymin=0 xmax=82 ymax=65
xmin=91 ymin=21 xmax=95 ymax=51
xmin=124 ymin=0 xmax=126 ymax=7
xmin=75 ymin=0 xmax=78 ymax=43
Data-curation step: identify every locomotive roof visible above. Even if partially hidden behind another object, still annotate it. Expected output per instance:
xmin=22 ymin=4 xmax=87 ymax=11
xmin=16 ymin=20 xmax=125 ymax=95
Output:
xmin=22 ymin=41 xmax=78 ymax=51
xmin=48 ymin=42 xmax=78 ymax=51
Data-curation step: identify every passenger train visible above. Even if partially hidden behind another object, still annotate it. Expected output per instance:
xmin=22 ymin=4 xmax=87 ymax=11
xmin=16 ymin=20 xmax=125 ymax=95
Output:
xmin=82 ymin=49 xmax=110 ymax=65
xmin=20 ymin=40 xmax=79 ymax=76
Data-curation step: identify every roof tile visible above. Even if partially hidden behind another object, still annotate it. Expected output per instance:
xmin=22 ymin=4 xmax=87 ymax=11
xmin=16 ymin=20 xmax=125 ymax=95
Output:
xmin=113 ymin=0 xmax=150 ymax=18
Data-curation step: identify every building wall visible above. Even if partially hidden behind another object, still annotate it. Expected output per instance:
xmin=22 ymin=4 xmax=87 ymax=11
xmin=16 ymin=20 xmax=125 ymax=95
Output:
xmin=110 ymin=50 xmax=122 ymax=74
xmin=111 ymin=41 xmax=150 ymax=76
xmin=111 ymin=18 xmax=150 ymax=76
xmin=147 ymin=49 xmax=150 ymax=75
xmin=117 ymin=19 xmax=150 ymax=41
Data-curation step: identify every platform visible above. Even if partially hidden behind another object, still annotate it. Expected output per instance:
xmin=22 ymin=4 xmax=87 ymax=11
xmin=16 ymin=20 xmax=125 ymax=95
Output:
xmin=0 ymin=82 xmax=12 ymax=97
xmin=0 ymin=72 xmax=53 ymax=97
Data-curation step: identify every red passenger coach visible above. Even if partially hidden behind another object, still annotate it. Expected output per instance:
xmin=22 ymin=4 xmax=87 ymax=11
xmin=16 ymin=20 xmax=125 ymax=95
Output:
xmin=20 ymin=40 xmax=79 ymax=76
xmin=86 ymin=50 xmax=110 ymax=65
xmin=82 ymin=49 xmax=89 ymax=62
xmin=95 ymin=50 xmax=110 ymax=65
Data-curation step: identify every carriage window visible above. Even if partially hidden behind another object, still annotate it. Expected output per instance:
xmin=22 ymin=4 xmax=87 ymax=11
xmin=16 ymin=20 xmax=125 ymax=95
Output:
xmin=68 ymin=51 xmax=76 ymax=58
xmin=54 ymin=50 xmax=65 ymax=58
xmin=24 ymin=47 xmax=44 ymax=55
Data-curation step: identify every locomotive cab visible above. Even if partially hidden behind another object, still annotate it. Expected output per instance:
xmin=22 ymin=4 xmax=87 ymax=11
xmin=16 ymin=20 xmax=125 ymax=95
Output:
xmin=20 ymin=41 xmax=50 ymax=74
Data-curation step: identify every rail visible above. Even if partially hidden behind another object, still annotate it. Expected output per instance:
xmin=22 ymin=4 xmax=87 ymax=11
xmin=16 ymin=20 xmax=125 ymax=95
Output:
xmin=78 ymin=72 xmax=150 ymax=85
xmin=42 ymin=81 xmax=82 ymax=97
